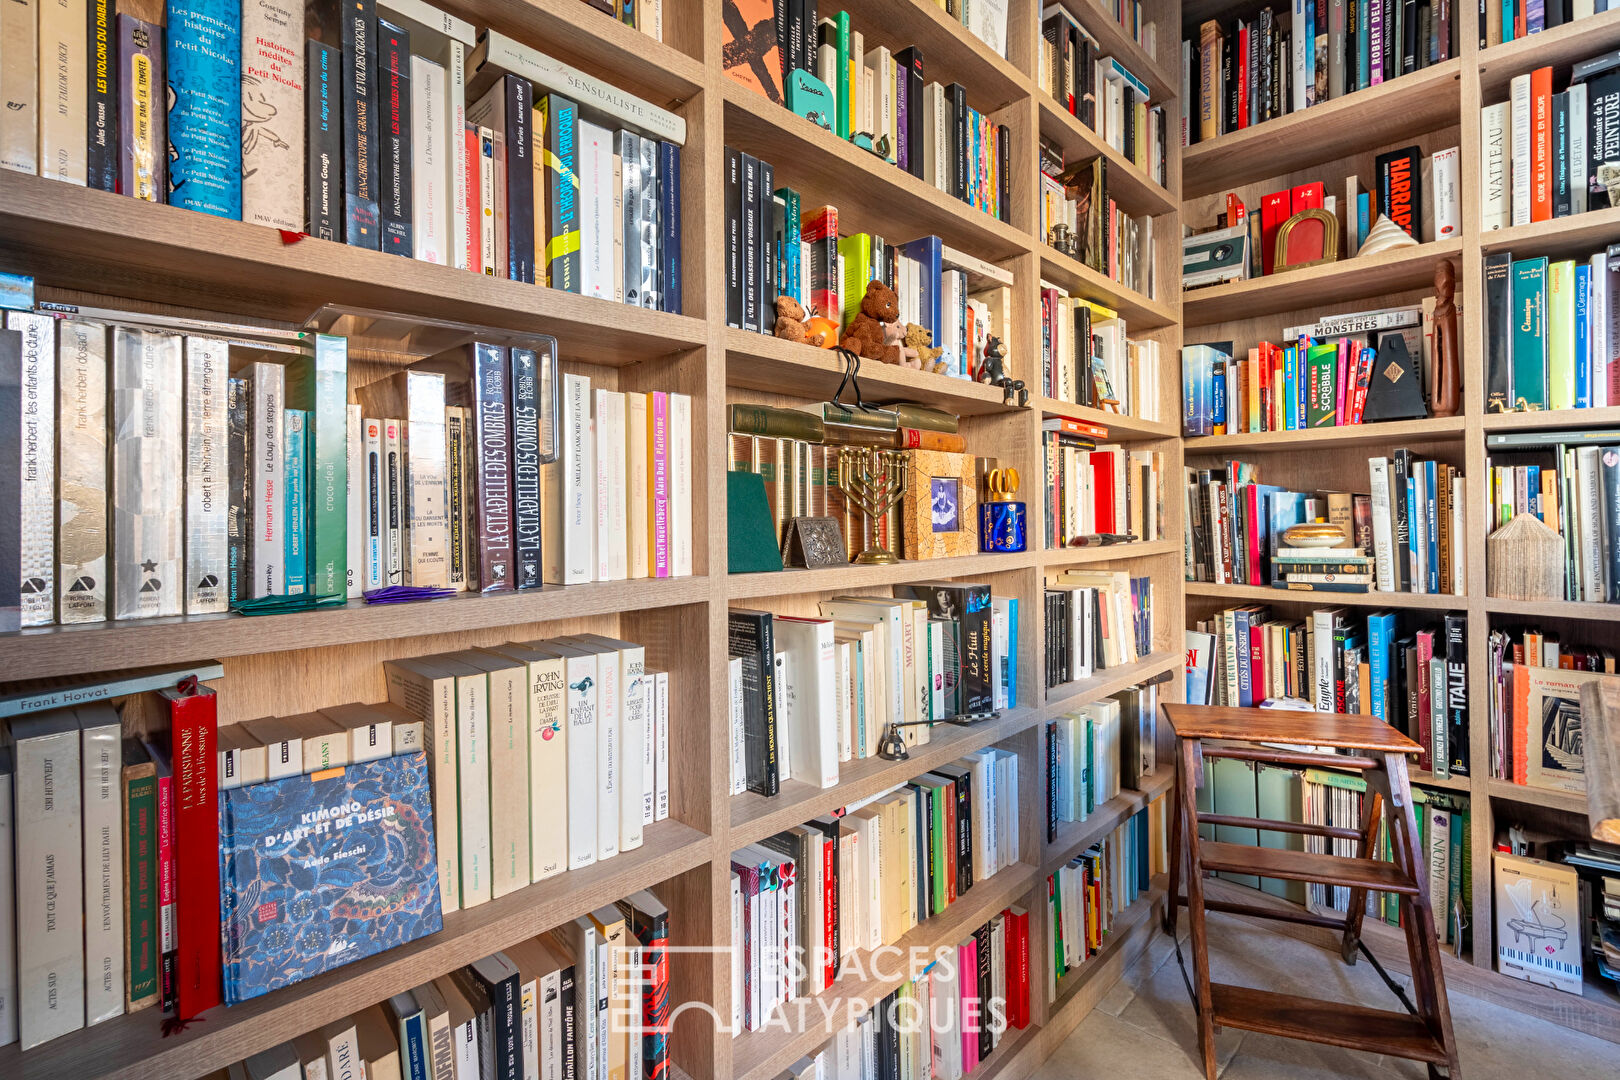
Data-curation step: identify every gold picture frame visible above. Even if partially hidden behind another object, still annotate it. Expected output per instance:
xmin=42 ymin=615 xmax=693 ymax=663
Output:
xmin=901 ymin=450 xmax=979 ymax=560
xmin=1274 ymin=208 xmax=1340 ymax=271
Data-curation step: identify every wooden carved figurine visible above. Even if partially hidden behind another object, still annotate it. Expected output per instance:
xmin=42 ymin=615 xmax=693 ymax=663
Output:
xmin=1432 ymin=261 xmax=1461 ymax=418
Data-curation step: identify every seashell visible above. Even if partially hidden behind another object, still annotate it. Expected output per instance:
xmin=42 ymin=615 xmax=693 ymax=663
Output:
xmin=1357 ymin=214 xmax=1420 ymax=257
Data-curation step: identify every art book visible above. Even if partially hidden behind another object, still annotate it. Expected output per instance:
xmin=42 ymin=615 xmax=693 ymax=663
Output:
xmin=1517 ymin=667 xmax=1620 ymax=795
xmin=219 ymin=752 xmax=442 ymax=1003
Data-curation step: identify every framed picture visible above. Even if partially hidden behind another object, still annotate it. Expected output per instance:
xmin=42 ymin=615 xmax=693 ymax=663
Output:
xmin=902 ymin=450 xmax=977 ymax=560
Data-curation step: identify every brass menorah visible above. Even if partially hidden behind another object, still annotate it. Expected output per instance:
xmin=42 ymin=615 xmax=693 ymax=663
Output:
xmin=836 ymin=447 xmax=909 ymax=565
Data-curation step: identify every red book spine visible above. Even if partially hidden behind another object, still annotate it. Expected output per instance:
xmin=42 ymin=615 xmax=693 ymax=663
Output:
xmin=1006 ymin=908 xmax=1030 ymax=1029
xmin=1259 ymin=191 xmax=1290 ymax=275
xmin=1531 ymin=66 xmax=1553 ymax=223
xmin=1349 ymin=346 xmax=1374 ymax=423
xmin=1236 ymin=26 xmax=1249 ymax=130
xmin=1290 ymin=182 xmax=1325 ymax=213
xmin=1089 ymin=450 xmax=1116 ymax=533
xmin=464 ymin=125 xmax=480 ymax=273
xmin=156 ymin=771 xmax=176 ymax=1011
xmin=1416 ymin=631 xmax=1434 ymax=773
xmin=1250 ymin=622 xmax=1266 ymax=694
xmin=163 ymin=685 xmax=222 ymax=1018
xmin=1244 ymin=485 xmax=1262 ymax=585
xmin=821 ymin=838 xmax=835 ymax=989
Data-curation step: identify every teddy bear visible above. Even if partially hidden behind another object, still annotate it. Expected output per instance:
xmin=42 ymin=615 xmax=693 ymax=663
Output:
xmin=904 ymin=323 xmax=945 ymax=372
xmin=840 ymin=280 xmax=901 ymax=364
xmin=773 ymin=295 xmax=829 ymax=347
xmin=882 ymin=320 xmax=919 ymax=368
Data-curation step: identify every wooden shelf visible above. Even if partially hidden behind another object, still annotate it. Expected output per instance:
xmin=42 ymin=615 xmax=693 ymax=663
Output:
xmin=1037 ymin=96 xmax=1179 ymax=218
xmin=1041 ymin=650 xmax=1184 ymax=717
xmin=2 ymin=574 xmax=710 ymax=681
xmin=1044 ymin=771 xmax=1176 ymax=874
xmin=1486 ymin=778 xmax=1591 ymax=814
xmin=1184 ymin=581 xmax=1464 ymax=610
xmin=1184 ymin=415 xmax=1467 ymax=453
xmin=1037 ymin=398 xmax=1179 ymax=440
xmin=0 ymin=820 xmax=711 ymax=1080
xmin=1182 ymin=240 xmax=1463 ymax=325
xmin=0 ymin=173 xmax=707 ymax=367
xmin=1038 ymin=248 xmax=1178 ymax=329
xmin=727 ymin=550 xmax=1032 ymax=600
xmin=1479 ymin=205 xmax=1620 ymax=260
xmin=1049 ymin=878 xmax=1168 ymax=1012
xmin=1477 ymin=9 xmax=1620 ymax=97
xmin=1040 ymin=539 xmax=1181 ymax=568
xmin=1411 ymin=770 xmax=1470 ymax=793
xmin=721 ymin=81 xmax=1032 ymax=263
xmin=1180 ymin=59 xmax=1463 ymax=199
xmin=831 ymin=0 xmax=1029 ymax=108
xmin=728 ymin=703 xmax=1040 ymax=849
xmin=724 ymin=329 xmax=1019 ymax=416
xmin=730 ymin=860 xmax=1041 ymax=1080
xmin=1482 ymin=406 xmax=1620 ymax=432
xmin=1481 ymin=595 xmax=1620 ymax=622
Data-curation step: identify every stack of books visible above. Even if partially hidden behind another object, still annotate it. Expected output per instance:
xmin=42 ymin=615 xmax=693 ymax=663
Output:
xmin=1043 ymin=571 xmax=1154 ymax=688
xmin=729 ymin=759 xmax=1022 ymax=1029
xmin=1485 ymin=429 xmax=1620 ymax=601
xmin=6 ymin=3 xmax=684 ymax=312
xmin=1485 ymin=626 xmax=1618 ymax=791
xmin=1045 ymin=682 xmax=1160 ymax=837
xmin=1563 ymin=844 xmax=1620 ymax=988
xmin=1271 ymin=545 xmax=1374 ymax=593
xmin=1038 ymin=7 xmax=1169 ymax=185
xmin=1483 ymin=251 xmax=1620 ymax=414
xmin=1046 ymin=796 xmax=1167 ymax=994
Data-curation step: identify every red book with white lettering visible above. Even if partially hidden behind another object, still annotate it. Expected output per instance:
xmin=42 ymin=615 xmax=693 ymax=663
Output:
xmin=1004 ymin=905 xmax=1030 ymax=1029
xmin=158 ymin=681 xmax=221 ymax=1018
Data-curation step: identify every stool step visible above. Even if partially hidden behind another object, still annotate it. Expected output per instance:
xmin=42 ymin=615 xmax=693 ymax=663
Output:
xmin=1176 ymin=894 xmax=1349 ymax=930
xmin=1210 ymin=982 xmax=1448 ymax=1063
xmin=1199 ymin=841 xmax=1420 ymax=894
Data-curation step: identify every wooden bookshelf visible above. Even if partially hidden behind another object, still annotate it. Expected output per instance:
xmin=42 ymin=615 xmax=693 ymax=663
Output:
xmin=1180 ymin=238 xmax=1464 ymax=323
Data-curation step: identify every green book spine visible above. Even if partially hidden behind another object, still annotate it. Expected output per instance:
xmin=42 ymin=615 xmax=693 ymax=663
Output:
xmin=727 ymin=403 xmax=826 ymax=441
xmin=837 ymin=12 xmax=851 ymax=139
xmin=1306 ymin=344 xmax=1338 ymax=426
xmin=1511 ymin=256 xmax=1548 ymax=409
xmin=289 ymin=333 xmax=349 ymax=599
xmin=838 ymin=232 xmax=873 ymax=328
xmin=1546 ymin=259 xmax=1576 ymax=411
xmin=931 ymin=785 xmax=948 ymax=915
xmin=1447 ymin=811 xmax=1464 ymax=940
xmin=1085 ymin=719 xmax=1096 ymax=814
xmin=1050 ymin=876 xmax=1064 ymax=976
xmin=124 ymin=769 xmax=159 ymax=1009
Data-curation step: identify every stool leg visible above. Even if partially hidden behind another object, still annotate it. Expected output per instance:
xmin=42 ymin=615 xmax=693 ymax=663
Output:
xmin=1179 ymin=738 xmax=1218 ymax=1080
xmin=1340 ymin=788 xmax=1383 ymax=964
xmin=1163 ymin=746 xmax=1184 ymax=937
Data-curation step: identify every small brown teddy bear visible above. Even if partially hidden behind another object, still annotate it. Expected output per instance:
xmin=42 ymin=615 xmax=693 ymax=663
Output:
xmin=903 ymin=323 xmax=945 ymax=372
xmin=883 ymin=320 xmax=918 ymax=368
xmin=840 ymin=280 xmax=901 ymax=364
xmin=773 ymin=295 xmax=828 ymax=347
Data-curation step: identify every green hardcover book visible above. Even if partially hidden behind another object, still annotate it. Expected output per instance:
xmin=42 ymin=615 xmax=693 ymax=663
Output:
xmin=287 ymin=334 xmax=348 ymax=599
xmin=1255 ymin=763 xmax=1306 ymax=904
xmin=836 ymin=11 xmax=851 ymax=139
xmin=121 ymin=741 xmax=159 ymax=1010
xmin=837 ymin=232 xmax=873 ymax=328
xmin=929 ymin=778 xmax=949 ymax=914
xmin=1511 ymin=256 xmax=1548 ymax=409
xmin=1546 ymin=259 xmax=1576 ymax=411
xmin=1209 ymin=756 xmax=1260 ymax=889
xmin=1305 ymin=343 xmax=1339 ymax=426
xmin=728 ymin=402 xmax=826 ymax=441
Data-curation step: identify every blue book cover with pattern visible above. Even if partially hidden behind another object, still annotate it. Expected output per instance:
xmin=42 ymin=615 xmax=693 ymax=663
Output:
xmin=219 ymin=752 xmax=441 ymax=1004
xmin=165 ymin=0 xmax=242 ymax=218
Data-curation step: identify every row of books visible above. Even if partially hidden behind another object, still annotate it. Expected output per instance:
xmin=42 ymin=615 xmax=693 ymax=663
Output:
xmin=1184 ymin=4 xmax=1456 ymax=145
xmin=1180 ymin=303 xmax=1434 ymax=436
xmin=727 ymin=585 xmax=1013 ymax=798
xmin=1039 ymin=6 xmax=1169 ymax=185
xmin=1045 ymin=681 xmax=1159 ymax=837
xmin=1042 ymin=439 xmax=1164 ymax=551
xmin=1042 ymin=571 xmax=1154 ymax=689
xmin=1493 ymin=839 xmax=1619 ymax=994
xmin=1039 ymin=157 xmax=1158 ymax=297
xmin=1039 ymin=287 xmax=1163 ymax=415
xmin=1479 ymin=50 xmax=1620 ymax=229
xmin=221 ymin=890 xmax=668 ymax=1080
xmin=1299 ymin=769 xmax=1472 ymax=951
xmin=778 ymin=908 xmax=1032 ymax=1080
xmin=577 ymin=0 xmax=665 ymax=40
xmin=4 ymin=0 xmax=685 ymax=311
xmin=731 ymin=761 xmax=1022 ymax=1031
xmin=1483 ymin=251 xmax=1620 ymax=414
xmin=1485 ymin=428 xmax=1620 ymax=602
xmin=1045 ymin=797 xmax=1167 ymax=999
xmin=1482 ymin=0 xmax=1615 ymax=45
xmin=1486 ymin=627 xmax=1618 ymax=793
xmin=1187 ymin=605 xmax=1469 ymax=774
xmin=1182 ymin=452 xmax=1466 ymax=595
xmin=721 ymin=2 xmax=1011 ymax=222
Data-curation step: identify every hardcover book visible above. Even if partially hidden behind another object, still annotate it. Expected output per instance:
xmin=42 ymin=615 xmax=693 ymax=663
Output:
xmin=165 ymin=0 xmax=242 ymax=217
xmin=219 ymin=753 xmax=442 ymax=1003
xmin=511 ymin=346 xmax=545 ymax=589
xmin=377 ymin=18 xmax=414 ymax=256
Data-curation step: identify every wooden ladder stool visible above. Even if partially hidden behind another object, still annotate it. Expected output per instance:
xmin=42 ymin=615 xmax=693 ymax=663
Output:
xmin=1160 ymin=703 xmax=1461 ymax=1080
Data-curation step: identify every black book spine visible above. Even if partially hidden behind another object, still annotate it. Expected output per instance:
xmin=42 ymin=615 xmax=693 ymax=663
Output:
xmin=1483 ymin=252 xmax=1512 ymax=410
xmin=306 ymin=40 xmax=340 ymax=241
xmin=1123 ymin=87 xmax=1136 ymax=165
xmin=1402 ymin=0 xmax=1418 ymax=73
xmin=1478 ymin=0 xmax=1487 ymax=49
xmin=557 ymin=966 xmax=577 ymax=1080
xmin=87 ymin=0 xmax=118 ymax=190
xmin=886 ymin=989 xmax=901 ymax=1080
xmin=472 ymin=343 xmax=516 ymax=592
xmin=1375 ymin=145 xmax=1422 ymax=239
xmin=226 ymin=377 xmax=251 ymax=603
xmin=342 ymin=0 xmax=380 ymax=248
xmin=783 ymin=0 xmax=802 ymax=76
xmin=1391 ymin=448 xmax=1411 ymax=590
xmin=948 ymin=83 xmax=968 ymax=201
xmin=802 ymin=0 xmax=817 ymax=72
xmin=487 ymin=972 xmax=521 ymax=1080
xmin=730 ymin=610 xmax=780 ymax=795
xmin=920 ymin=785 xmax=937 ymax=915
xmin=1553 ymin=92 xmax=1572 ymax=218
xmin=996 ymin=124 xmax=1009 ymax=221
xmin=510 ymin=347 xmax=544 ymax=589
xmin=725 ymin=147 xmax=742 ymax=329
xmin=740 ymin=152 xmax=761 ymax=332
xmin=377 ymin=19 xmax=412 ymax=257
xmin=759 ymin=158 xmax=775 ymax=325
xmin=895 ymin=47 xmax=925 ymax=178
xmin=1221 ymin=25 xmax=1236 ymax=133
xmin=1044 ymin=722 xmax=1058 ymax=840
xmin=954 ymin=772 xmax=971 ymax=895
xmin=1587 ymin=73 xmax=1620 ymax=212
xmin=1444 ymin=613 xmax=1468 ymax=776
xmin=506 ymin=76 xmax=536 ymax=283
xmin=975 ymin=922 xmax=993 ymax=1059
xmin=660 ymin=140 xmax=683 ymax=314
xmin=1604 ymin=449 xmax=1620 ymax=602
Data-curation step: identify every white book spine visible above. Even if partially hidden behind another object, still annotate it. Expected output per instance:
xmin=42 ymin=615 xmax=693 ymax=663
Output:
xmin=595 ymin=390 xmax=628 ymax=581
xmin=37 ymin=0 xmax=86 ymax=184
xmin=1480 ymin=102 xmax=1509 ymax=231
xmin=79 ymin=712 xmax=123 ymax=1026
xmin=728 ymin=656 xmax=746 ymax=797
xmin=578 ymin=118 xmax=614 ymax=300
xmin=478 ymin=126 xmax=498 ymax=275
xmin=454 ymin=667 xmax=491 ymax=906
xmin=15 ymin=723 xmax=84 ymax=1048
xmin=184 ymin=337 xmax=229 ymax=614
xmin=1369 ymin=458 xmax=1396 ymax=591
xmin=1510 ymin=73 xmax=1531 ymax=227
xmin=1312 ymin=608 xmax=1336 ymax=711
xmin=615 ymin=646 xmax=646 ymax=852
xmin=362 ymin=418 xmax=385 ymax=590
xmin=55 ymin=319 xmax=107 ymax=624
xmin=523 ymin=653 xmax=568 ymax=882
xmin=611 ymin=144 xmax=624 ymax=304
xmin=345 ymin=405 xmax=363 ymax=597
xmin=640 ymin=665 xmax=655 ymax=827
xmin=637 ymin=138 xmax=659 ymax=311
xmin=452 ymin=1019 xmax=479 ymax=1080
xmin=546 ymin=373 xmax=594 ymax=584
xmin=518 ymin=977 xmax=539 ymax=1080
xmin=626 ymin=393 xmax=650 ymax=579
xmin=0 ymin=762 xmax=13 ymax=1046
xmin=240 ymin=0 xmax=303 ymax=229
xmin=1592 ymin=254 xmax=1611 ymax=409
xmin=1451 ymin=474 xmax=1466 ymax=597
xmin=654 ymin=670 xmax=669 ymax=821
xmin=402 ymin=372 xmax=449 ymax=586
xmin=112 ymin=329 xmax=183 ymax=620
xmin=410 ymin=54 xmax=449 ymax=264
xmin=249 ymin=361 xmax=285 ymax=597
xmin=1291 ymin=0 xmax=1307 ymax=111
xmin=591 ymin=646 xmax=621 ymax=861
xmin=383 ymin=419 xmax=403 ymax=585
xmin=539 ymin=969 xmax=561 ymax=1080
xmin=563 ymin=652 xmax=599 ymax=869
xmin=618 ymin=130 xmax=642 ymax=307
xmin=1578 ymin=446 xmax=1606 ymax=601
xmin=1432 ymin=146 xmax=1459 ymax=241
xmin=448 ymin=40 xmax=470 ymax=271
xmin=669 ymin=392 xmax=692 ymax=577
xmin=9 ymin=313 xmax=55 ymax=626
xmin=1571 ymin=83 xmax=1589 ymax=216
xmin=729 ymin=873 xmax=743 ymax=1035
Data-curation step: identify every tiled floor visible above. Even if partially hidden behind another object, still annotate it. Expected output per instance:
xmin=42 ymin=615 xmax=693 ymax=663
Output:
xmin=1035 ymin=910 xmax=1619 ymax=1079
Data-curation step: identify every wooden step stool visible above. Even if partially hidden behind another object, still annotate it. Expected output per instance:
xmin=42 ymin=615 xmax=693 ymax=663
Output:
xmin=1161 ymin=703 xmax=1461 ymax=1080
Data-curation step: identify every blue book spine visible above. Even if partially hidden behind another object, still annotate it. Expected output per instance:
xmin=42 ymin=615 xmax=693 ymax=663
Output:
xmin=165 ymin=0 xmax=242 ymax=218
xmin=1425 ymin=460 xmax=1438 ymax=593
xmin=284 ymin=409 xmax=307 ymax=596
xmin=1007 ymin=597 xmax=1018 ymax=708
xmin=1305 ymin=0 xmax=1317 ymax=98
xmin=402 ymin=1012 xmax=429 ymax=1080
xmin=1528 ymin=0 xmax=1544 ymax=33
xmin=1576 ymin=264 xmax=1592 ymax=408
xmin=1358 ymin=193 xmax=1370 ymax=245
xmin=1234 ymin=607 xmax=1255 ymax=707
xmin=1503 ymin=0 xmax=1515 ymax=40
xmin=660 ymin=140 xmax=683 ymax=314
xmin=898 ymin=235 xmax=943 ymax=348
xmin=1357 ymin=0 xmax=1370 ymax=89
xmin=1367 ymin=613 xmax=1390 ymax=722
xmin=1211 ymin=358 xmax=1228 ymax=432
xmin=1527 ymin=465 xmax=1543 ymax=519
xmin=1406 ymin=476 xmax=1419 ymax=590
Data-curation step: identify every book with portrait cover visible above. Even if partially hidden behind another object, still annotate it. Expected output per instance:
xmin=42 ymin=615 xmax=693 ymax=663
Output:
xmin=219 ymin=752 xmax=442 ymax=1003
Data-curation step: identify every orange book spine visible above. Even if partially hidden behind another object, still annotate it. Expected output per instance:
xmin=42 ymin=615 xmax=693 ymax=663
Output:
xmin=1530 ymin=66 xmax=1553 ymax=223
